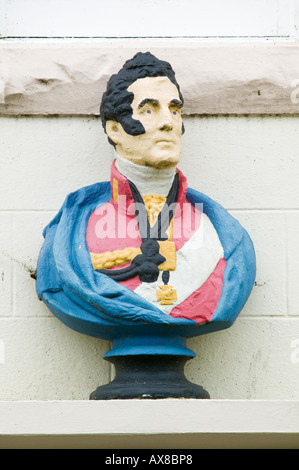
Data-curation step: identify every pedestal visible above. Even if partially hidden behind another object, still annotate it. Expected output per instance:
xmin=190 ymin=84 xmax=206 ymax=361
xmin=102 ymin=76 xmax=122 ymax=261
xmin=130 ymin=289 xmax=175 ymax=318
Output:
xmin=90 ymin=354 xmax=210 ymax=400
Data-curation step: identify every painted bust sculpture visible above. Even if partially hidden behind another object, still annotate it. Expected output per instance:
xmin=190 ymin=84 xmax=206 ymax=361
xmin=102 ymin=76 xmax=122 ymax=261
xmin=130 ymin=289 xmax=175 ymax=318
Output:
xmin=36 ymin=52 xmax=256 ymax=399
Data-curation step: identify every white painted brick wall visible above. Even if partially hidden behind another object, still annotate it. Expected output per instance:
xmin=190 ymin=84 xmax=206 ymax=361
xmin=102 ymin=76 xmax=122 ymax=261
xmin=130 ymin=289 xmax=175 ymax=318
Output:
xmin=0 ymin=115 xmax=298 ymax=400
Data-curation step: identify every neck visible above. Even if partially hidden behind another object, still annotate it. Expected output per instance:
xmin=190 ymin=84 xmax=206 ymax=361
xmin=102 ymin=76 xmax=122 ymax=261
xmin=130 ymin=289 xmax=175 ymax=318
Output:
xmin=114 ymin=152 xmax=176 ymax=197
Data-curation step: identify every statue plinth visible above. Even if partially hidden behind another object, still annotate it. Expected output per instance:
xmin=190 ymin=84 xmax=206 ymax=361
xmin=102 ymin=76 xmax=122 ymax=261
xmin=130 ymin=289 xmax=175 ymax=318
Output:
xmin=90 ymin=356 xmax=209 ymax=400
xmin=89 ymin=335 xmax=208 ymax=399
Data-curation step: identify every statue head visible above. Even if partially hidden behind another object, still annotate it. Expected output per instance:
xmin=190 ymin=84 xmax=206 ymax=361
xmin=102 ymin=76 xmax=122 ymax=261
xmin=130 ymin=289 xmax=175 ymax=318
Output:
xmin=100 ymin=52 xmax=185 ymax=170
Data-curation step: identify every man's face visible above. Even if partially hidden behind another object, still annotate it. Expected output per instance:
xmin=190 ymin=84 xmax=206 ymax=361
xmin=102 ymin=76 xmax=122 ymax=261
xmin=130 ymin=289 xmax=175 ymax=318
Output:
xmin=107 ymin=76 xmax=183 ymax=170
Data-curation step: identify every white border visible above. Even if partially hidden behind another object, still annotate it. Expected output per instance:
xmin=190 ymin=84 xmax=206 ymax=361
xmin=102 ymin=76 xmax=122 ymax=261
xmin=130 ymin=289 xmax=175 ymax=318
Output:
xmin=0 ymin=400 xmax=298 ymax=448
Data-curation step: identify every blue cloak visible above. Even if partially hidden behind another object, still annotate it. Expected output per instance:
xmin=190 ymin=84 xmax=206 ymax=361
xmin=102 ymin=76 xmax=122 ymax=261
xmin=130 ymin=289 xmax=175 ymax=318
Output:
xmin=36 ymin=181 xmax=256 ymax=350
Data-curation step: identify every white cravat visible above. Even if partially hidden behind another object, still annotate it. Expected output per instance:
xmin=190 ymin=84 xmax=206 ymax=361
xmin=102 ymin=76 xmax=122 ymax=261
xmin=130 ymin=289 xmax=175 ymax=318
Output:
xmin=114 ymin=151 xmax=176 ymax=197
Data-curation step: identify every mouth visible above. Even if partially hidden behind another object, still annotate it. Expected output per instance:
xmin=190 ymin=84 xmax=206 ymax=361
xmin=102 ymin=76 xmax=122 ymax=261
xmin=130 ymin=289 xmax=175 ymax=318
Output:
xmin=155 ymin=139 xmax=175 ymax=145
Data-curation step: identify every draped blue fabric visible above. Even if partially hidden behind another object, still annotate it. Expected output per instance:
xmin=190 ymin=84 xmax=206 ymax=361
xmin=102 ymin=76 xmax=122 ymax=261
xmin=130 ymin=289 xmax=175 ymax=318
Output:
xmin=36 ymin=181 xmax=256 ymax=341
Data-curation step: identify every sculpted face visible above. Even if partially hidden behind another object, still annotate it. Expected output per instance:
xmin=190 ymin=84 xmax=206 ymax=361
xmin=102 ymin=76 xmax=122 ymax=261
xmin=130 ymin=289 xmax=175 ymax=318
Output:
xmin=106 ymin=76 xmax=183 ymax=170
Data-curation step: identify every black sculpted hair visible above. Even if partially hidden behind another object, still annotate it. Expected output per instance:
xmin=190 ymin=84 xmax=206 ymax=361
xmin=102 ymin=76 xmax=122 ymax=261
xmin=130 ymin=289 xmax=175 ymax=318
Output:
xmin=100 ymin=52 xmax=184 ymax=146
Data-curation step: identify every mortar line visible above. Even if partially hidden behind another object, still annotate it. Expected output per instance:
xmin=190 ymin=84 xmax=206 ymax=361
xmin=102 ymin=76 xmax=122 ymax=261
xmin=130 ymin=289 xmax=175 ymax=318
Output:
xmin=285 ymin=212 xmax=290 ymax=316
xmin=11 ymin=214 xmax=16 ymax=317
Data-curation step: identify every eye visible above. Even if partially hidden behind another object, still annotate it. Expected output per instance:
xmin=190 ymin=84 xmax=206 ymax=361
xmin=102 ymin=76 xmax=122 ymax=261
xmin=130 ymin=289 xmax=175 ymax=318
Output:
xmin=173 ymin=111 xmax=177 ymax=115
xmin=147 ymin=109 xmax=151 ymax=114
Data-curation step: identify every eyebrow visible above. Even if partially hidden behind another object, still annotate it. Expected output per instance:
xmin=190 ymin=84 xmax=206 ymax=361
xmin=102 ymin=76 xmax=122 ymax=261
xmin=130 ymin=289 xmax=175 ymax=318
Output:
xmin=138 ymin=98 xmax=183 ymax=109
xmin=170 ymin=99 xmax=183 ymax=108
xmin=138 ymin=98 xmax=158 ymax=109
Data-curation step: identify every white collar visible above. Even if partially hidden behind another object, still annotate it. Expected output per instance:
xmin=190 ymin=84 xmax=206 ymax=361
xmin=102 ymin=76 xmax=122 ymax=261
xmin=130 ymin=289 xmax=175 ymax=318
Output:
xmin=114 ymin=151 xmax=176 ymax=197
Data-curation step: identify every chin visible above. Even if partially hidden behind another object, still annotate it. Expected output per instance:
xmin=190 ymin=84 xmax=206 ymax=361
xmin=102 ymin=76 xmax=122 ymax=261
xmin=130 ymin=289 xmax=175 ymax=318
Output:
xmin=147 ymin=152 xmax=180 ymax=170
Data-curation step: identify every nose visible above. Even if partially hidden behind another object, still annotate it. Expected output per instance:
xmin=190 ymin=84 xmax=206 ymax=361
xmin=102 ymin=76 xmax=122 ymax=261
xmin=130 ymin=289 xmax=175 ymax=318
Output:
xmin=158 ymin=106 xmax=174 ymax=131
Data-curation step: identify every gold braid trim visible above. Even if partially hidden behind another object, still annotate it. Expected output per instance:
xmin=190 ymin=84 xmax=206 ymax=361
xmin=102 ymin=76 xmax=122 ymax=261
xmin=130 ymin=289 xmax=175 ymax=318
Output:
xmin=90 ymin=239 xmax=176 ymax=272
xmin=90 ymin=247 xmax=141 ymax=270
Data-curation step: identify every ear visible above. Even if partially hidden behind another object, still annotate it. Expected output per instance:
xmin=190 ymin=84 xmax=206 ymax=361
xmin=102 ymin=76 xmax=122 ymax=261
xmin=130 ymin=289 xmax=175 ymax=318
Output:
xmin=105 ymin=120 xmax=123 ymax=146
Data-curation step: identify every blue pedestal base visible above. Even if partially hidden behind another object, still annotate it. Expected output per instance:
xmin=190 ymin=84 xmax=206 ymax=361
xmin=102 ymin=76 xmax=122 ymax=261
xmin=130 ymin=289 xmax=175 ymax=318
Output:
xmin=104 ymin=335 xmax=196 ymax=359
